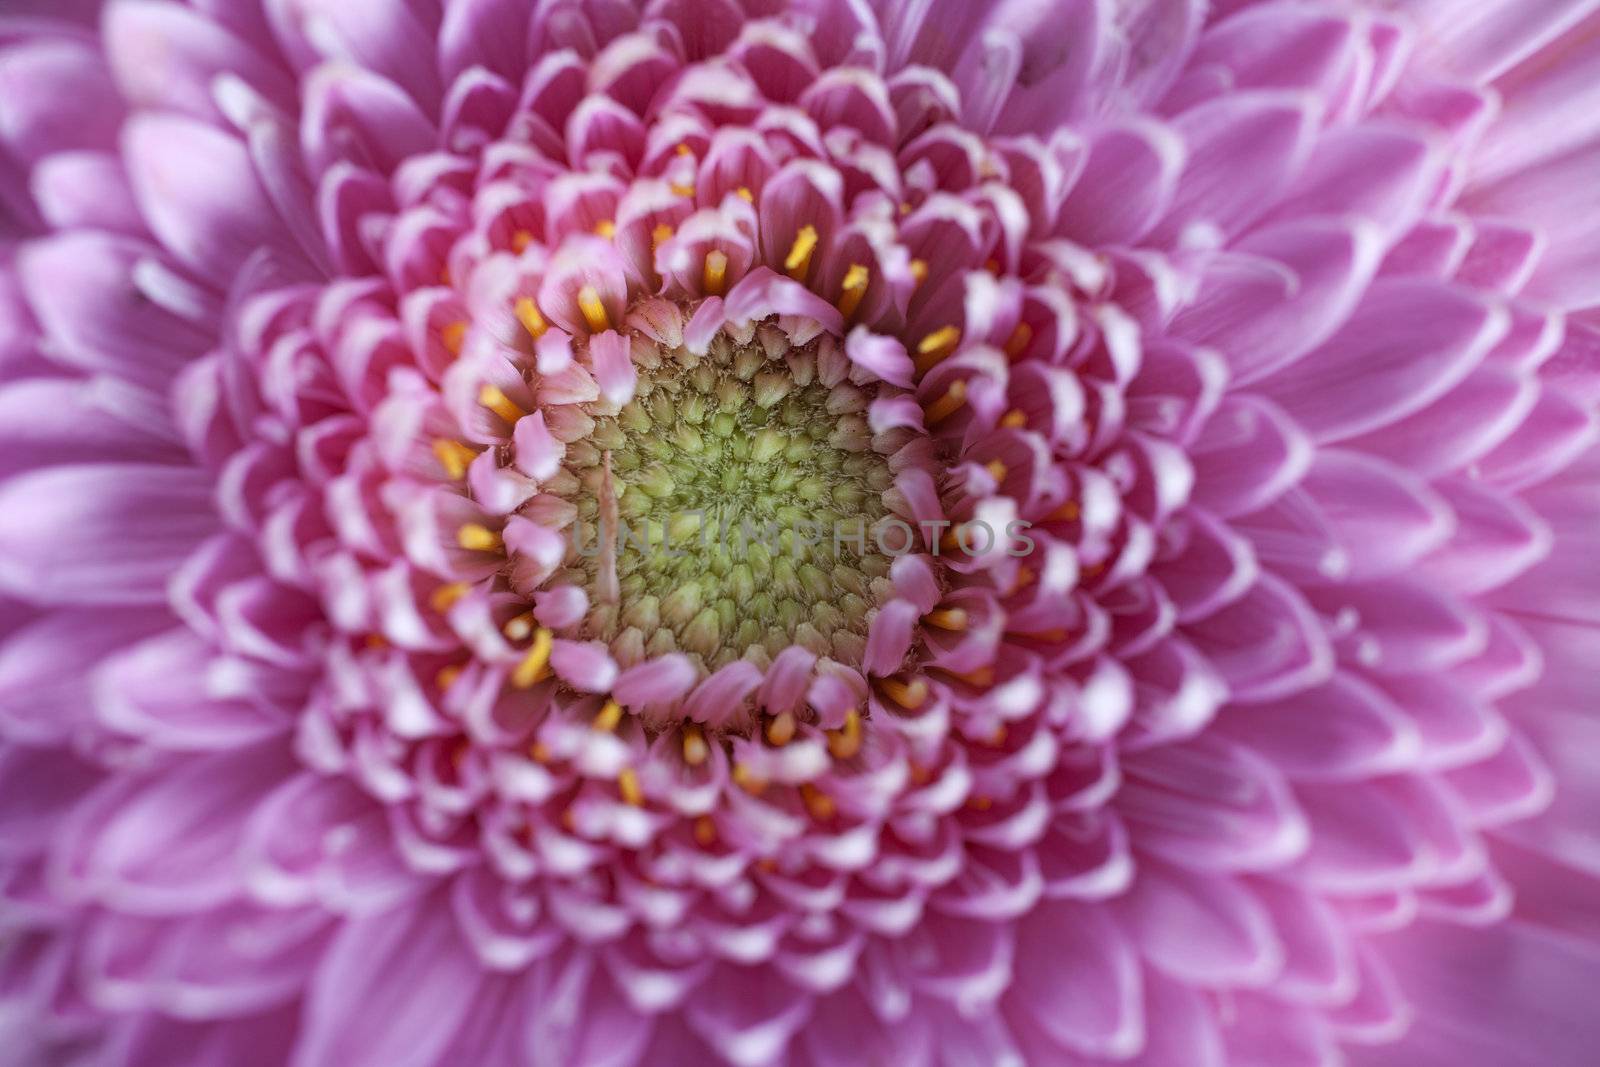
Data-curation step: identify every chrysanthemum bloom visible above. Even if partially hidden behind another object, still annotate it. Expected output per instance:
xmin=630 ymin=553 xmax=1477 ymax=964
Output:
xmin=4 ymin=0 xmax=1600 ymax=1063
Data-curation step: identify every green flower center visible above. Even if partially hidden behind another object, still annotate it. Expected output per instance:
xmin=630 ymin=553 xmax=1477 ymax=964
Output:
xmin=553 ymin=327 xmax=896 ymax=672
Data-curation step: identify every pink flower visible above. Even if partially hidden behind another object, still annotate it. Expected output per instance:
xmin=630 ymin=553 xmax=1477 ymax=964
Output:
xmin=2 ymin=0 xmax=1599 ymax=1064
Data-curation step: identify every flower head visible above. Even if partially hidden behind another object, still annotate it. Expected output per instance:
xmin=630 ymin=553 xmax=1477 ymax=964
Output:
xmin=3 ymin=1 xmax=1600 ymax=1064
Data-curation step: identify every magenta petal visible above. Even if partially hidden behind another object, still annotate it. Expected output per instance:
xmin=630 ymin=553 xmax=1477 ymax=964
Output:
xmin=0 ymin=465 xmax=218 ymax=606
xmin=122 ymin=114 xmax=307 ymax=278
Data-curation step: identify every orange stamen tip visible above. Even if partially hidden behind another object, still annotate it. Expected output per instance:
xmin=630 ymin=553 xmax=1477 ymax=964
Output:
xmin=924 ymin=379 xmax=968 ymax=426
xmin=736 ymin=186 xmax=754 ymax=202
xmin=512 ymin=628 xmax=554 ymax=688
xmin=502 ymin=612 xmax=534 ymax=641
xmin=618 ymin=768 xmax=643 ymax=806
xmin=435 ymin=664 xmax=463 ymax=691
xmin=1000 ymin=409 xmax=1028 ymax=429
xmin=682 ymin=726 xmax=709 ymax=766
xmin=511 ymin=230 xmax=533 ymax=252
xmin=651 ymin=223 xmax=675 ymax=247
xmin=836 ymin=263 xmax=870 ymax=319
xmin=1049 ymin=499 xmax=1081 ymax=523
xmin=703 ymin=249 xmax=729 ymax=296
xmin=440 ymin=321 xmax=467 ymax=356
xmin=430 ymin=582 xmax=469 ymax=613
xmin=594 ymin=219 xmax=617 ymax=239
xmin=694 ymin=815 xmax=717 ymax=845
xmin=577 ymin=284 xmax=610 ymax=333
xmin=594 ymin=699 xmax=624 ymax=732
xmin=985 ymin=459 xmax=1008 ymax=484
xmin=955 ymin=667 xmax=996 ymax=688
xmin=784 ymin=225 xmax=819 ymax=282
xmin=882 ymin=677 xmax=929 ymax=710
xmin=431 ymin=439 xmax=476 ymax=481
xmin=732 ymin=763 xmax=766 ymax=794
xmin=457 ymin=523 xmax=502 ymax=553
xmin=909 ymin=258 xmax=928 ymax=283
xmin=914 ymin=326 xmax=961 ymax=374
xmin=1004 ymin=321 xmax=1034 ymax=359
xmin=478 ymin=384 xmax=524 ymax=424
xmin=827 ymin=709 xmax=862 ymax=760
xmin=800 ymin=783 xmax=836 ymax=821
xmin=925 ymin=607 xmax=968 ymax=632
xmin=514 ymin=297 xmax=547 ymax=339
xmin=765 ymin=711 xmax=797 ymax=747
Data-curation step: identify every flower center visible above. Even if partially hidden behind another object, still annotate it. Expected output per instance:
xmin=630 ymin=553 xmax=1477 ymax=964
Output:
xmin=553 ymin=324 xmax=896 ymax=673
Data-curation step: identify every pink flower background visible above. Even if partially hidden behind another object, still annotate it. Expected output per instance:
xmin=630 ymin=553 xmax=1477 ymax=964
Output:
xmin=1 ymin=1 xmax=1599 ymax=1065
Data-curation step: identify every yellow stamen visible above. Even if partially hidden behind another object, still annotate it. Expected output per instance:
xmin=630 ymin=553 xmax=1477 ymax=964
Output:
xmin=594 ymin=699 xmax=624 ymax=732
xmin=736 ymin=186 xmax=754 ymax=202
xmin=987 ymin=724 xmax=1009 ymax=746
xmin=651 ymin=223 xmax=674 ymax=248
xmin=784 ymin=225 xmax=819 ymax=282
xmin=985 ymin=459 xmax=1008 ymax=484
xmin=364 ymin=633 xmax=387 ymax=650
xmin=914 ymin=326 xmax=961 ymax=374
xmin=882 ymin=677 xmax=929 ymax=710
xmin=827 ymin=709 xmax=862 ymax=760
xmin=682 ymin=725 xmax=709 ymax=766
xmin=478 ymin=384 xmax=524 ymax=424
xmin=1000 ymin=409 xmax=1028 ymax=429
xmin=430 ymin=582 xmax=469 ymax=613
xmin=675 ymin=143 xmax=693 ymax=157
xmin=909 ymin=259 xmax=928 ymax=285
xmin=732 ymin=763 xmax=766 ymax=794
xmin=703 ymin=249 xmax=729 ymax=296
xmin=529 ymin=741 xmax=551 ymax=763
xmin=502 ymin=612 xmax=534 ymax=641
xmin=694 ymin=815 xmax=717 ymax=845
xmin=457 ymin=524 xmax=502 ymax=552
xmin=436 ymin=664 xmax=463 ymax=691
xmin=925 ymin=607 xmax=968 ymax=632
xmin=514 ymin=297 xmax=547 ymax=339
xmin=923 ymin=379 xmax=967 ymax=426
xmin=577 ymin=284 xmax=610 ymax=332
xmin=1011 ymin=567 xmax=1037 ymax=594
xmin=836 ymin=263 xmax=869 ymax=319
xmin=800 ymin=783 xmax=836 ymax=821
xmin=432 ymin=439 xmax=476 ymax=480
xmin=440 ymin=321 xmax=467 ymax=356
xmin=1004 ymin=321 xmax=1033 ymax=360
xmin=765 ymin=711 xmax=797 ymax=747
xmin=512 ymin=628 xmax=554 ymax=688
xmin=899 ymin=202 xmax=913 ymax=216
xmin=511 ymin=230 xmax=533 ymax=253
xmin=618 ymin=768 xmax=643 ymax=806
xmin=594 ymin=219 xmax=616 ymax=239
xmin=670 ymin=182 xmax=695 ymax=197
xmin=952 ymin=666 xmax=995 ymax=687
xmin=909 ymin=763 xmax=932 ymax=785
